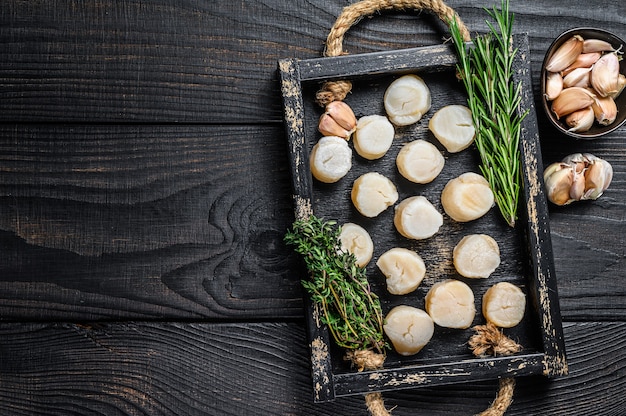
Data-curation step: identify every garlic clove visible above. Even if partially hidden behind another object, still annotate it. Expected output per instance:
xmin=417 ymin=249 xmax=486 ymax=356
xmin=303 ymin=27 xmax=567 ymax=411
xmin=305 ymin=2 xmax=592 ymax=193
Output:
xmin=591 ymin=52 xmax=620 ymax=97
xmin=562 ymin=66 xmax=591 ymax=89
xmin=543 ymin=162 xmax=575 ymax=206
xmin=562 ymin=52 xmax=601 ymax=75
xmin=582 ymin=38 xmax=616 ymax=53
xmin=590 ymin=93 xmax=618 ymax=126
xmin=318 ymin=101 xmax=356 ymax=139
xmin=551 ymin=86 xmax=595 ymax=119
xmin=545 ymin=35 xmax=584 ymax=72
xmin=545 ymin=72 xmax=563 ymax=100
xmin=583 ymin=155 xmax=613 ymax=200
xmin=325 ymin=101 xmax=357 ymax=132
xmin=565 ymin=106 xmax=594 ymax=132
xmin=569 ymin=168 xmax=586 ymax=201
xmin=610 ymin=74 xmax=626 ymax=99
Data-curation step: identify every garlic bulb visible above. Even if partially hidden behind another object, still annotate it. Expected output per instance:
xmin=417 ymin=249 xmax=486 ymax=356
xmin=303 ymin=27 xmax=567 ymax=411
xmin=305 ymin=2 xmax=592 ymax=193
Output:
xmin=318 ymin=101 xmax=357 ymax=139
xmin=544 ymin=153 xmax=613 ymax=205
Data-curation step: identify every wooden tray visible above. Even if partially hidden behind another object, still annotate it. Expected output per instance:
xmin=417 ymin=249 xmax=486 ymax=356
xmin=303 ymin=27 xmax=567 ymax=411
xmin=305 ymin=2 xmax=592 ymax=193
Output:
xmin=279 ymin=33 xmax=568 ymax=402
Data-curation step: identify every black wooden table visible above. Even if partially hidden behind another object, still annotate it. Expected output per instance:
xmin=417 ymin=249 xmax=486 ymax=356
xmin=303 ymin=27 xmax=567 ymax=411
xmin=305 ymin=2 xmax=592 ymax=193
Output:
xmin=0 ymin=1 xmax=624 ymax=415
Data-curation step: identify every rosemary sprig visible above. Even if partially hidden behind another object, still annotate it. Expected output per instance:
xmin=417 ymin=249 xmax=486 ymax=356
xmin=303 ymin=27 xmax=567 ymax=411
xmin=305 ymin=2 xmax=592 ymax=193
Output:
xmin=449 ymin=0 xmax=528 ymax=227
xmin=284 ymin=215 xmax=386 ymax=354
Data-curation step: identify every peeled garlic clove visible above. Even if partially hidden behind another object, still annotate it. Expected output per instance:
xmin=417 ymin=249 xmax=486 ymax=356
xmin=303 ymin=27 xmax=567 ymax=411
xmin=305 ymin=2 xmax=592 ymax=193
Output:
xmin=565 ymin=106 xmax=594 ymax=132
xmin=338 ymin=223 xmax=374 ymax=268
xmin=351 ymin=172 xmax=398 ymax=218
xmin=353 ymin=115 xmax=395 ymax=160
xmin=551 ymin=86 xmax=595 ymax=119
xmin=384 ymin=74 xmax=431 ymax=126
xmin=383 ymin=305 xmax=434 ymax=356
xmin=562 ymin=52 xmax=601 ymax=75
xmin=562 ymin=67 xmax=591 ymax=89
xmin=591 ymin=52 xmax=620 ymax=97
xmin=377 ymin=247 xmax=426 ymax=295
xmin=482 ymin=282 xmax=526 ymax=328
xmin=318 ymin=101 xmax=357 ymax=139
xmin=425 ymin=279 xmax=475 ymax=329
xmin=545 ymin=35 xmax=584 ymax=72
xmin=545 ymin=72 xmax=563 ymax=100
xmin=582 ymin=155 xmax=613 ymax=200
xmin=396 ymin=140 xmax=445 ymax=184
xmin=582 ymin=38 xmax=616 ymax=53
xmin=309 ymin=136 xmax=352 ymax=183
xmin=394 ymin=196 xmax=443 ymax=240
xmin=428 ymin=104 xmax=475 ymax=153
xmin=453 ymin=234 xmax=501 ymax=279
xmin=441 ymin=172 xmax=494 ymax=222
xmin=543 ymin=162 xmax=575 ymax=206
xmin=591 ymin=94 xmax=618 ymax=126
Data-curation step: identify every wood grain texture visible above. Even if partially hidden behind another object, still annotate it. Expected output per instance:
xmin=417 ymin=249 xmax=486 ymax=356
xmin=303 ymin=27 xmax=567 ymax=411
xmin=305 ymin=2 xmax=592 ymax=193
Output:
xmin=0 ymin=0 xmax=624 ymax=123
xmin=0 ymin=321 xmax=623 ymax=416
xmin=0 ymin=124 xmax=303 ymax=320
xmin=0 ymin=1 xmax=625 ymax=413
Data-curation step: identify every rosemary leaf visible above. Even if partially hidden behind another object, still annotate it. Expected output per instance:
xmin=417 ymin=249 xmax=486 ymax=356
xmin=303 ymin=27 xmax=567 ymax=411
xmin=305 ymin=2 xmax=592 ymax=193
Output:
xmin=450 ymin=0 xmax=527 ymax=227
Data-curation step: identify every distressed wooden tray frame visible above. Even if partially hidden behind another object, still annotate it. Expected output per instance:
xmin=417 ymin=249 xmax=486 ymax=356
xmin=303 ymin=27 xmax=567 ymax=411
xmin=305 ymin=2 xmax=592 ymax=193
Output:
xmin=279 ymin=34 xmax=568 ymax=402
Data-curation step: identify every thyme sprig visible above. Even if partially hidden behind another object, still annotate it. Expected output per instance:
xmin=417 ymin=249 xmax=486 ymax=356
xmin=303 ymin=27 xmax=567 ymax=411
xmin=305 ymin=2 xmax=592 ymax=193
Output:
xmin=449 ymin=0 xmax=528 ymax=227
xmin=284 ymin=215 xmax=386 ymax=354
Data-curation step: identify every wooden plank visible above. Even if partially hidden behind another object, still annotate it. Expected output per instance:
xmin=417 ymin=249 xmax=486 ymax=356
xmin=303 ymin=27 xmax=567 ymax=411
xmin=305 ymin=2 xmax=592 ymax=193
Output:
xmin=0 ymin=122 xmax=625 ymax=321
xmin=0 ymin=321 xmax=623 ymax=415
xmin=0 ymin=0 xmax=624 ymax=123
xmin=0 ymin=124 xmax=303 ymax=320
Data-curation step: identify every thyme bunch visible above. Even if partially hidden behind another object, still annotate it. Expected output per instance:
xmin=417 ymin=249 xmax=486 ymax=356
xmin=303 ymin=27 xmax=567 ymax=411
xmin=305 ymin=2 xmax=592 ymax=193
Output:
xmin=449 ymin=0 xmax=528 ymax=227
xmin=284 ymin=215 xmax=386 ymax=354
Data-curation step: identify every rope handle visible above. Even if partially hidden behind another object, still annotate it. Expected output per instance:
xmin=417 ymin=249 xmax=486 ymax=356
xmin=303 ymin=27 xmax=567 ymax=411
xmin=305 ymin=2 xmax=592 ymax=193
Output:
xmin=316 ymin=0 xmax=471 ymax=106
